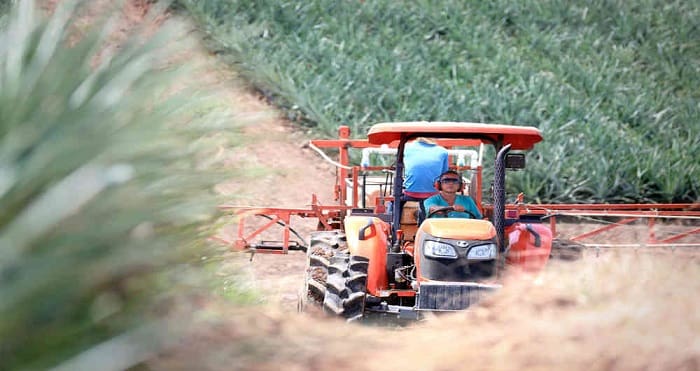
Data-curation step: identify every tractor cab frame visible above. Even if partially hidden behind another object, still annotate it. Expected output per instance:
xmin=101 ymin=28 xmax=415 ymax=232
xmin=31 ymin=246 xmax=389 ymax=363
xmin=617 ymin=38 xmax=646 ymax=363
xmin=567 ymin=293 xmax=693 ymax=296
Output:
xmin=365 ymin=121 xmax=544 ymax=253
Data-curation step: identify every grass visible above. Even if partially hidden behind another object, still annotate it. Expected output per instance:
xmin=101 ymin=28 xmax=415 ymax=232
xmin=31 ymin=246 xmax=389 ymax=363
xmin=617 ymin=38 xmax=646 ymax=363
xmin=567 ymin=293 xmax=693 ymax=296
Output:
xmin=177 ymin=0 xmax=699 ymax=203
xmin=0 ymin=1 xmax=244 ymax=369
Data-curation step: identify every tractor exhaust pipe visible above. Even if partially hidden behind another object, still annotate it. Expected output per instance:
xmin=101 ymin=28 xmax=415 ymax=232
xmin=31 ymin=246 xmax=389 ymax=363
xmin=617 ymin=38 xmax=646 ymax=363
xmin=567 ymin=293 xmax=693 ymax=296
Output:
xmin=494 ymin=144 xmax=511 ymax=252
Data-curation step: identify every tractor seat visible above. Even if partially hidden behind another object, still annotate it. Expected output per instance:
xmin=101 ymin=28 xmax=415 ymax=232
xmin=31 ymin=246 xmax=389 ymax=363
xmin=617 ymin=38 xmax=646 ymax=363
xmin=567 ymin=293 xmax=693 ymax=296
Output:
xmin=400 ymin=200 xmax=427 ymax=242
xmin=401 ymin=201 xmax=421 ymax=225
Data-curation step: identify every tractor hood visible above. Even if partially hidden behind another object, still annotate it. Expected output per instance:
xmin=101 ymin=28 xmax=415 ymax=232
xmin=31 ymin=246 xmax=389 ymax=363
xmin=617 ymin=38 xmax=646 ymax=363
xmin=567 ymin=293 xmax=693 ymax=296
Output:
xmin=367 ymin=121 xmax=543 ymax=150
xmin=419 ymin=218 xmax=496 ymax=240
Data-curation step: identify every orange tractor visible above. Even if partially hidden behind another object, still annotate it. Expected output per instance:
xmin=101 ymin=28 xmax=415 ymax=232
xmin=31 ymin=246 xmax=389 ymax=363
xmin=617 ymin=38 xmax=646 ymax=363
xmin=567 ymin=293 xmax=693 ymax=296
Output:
xmin=221 ymin=121 xmax=700 ymax=321
xmin=299 ymin=122 xmax=553 ymax=320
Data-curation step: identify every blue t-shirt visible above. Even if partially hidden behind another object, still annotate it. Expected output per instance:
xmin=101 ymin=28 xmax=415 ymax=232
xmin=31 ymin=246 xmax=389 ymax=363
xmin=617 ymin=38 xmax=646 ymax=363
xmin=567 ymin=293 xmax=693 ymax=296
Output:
xmin=404 ymin=141 xmax=449 ymax=194
xmin=423 ymin=194 xmax=482 ymax=219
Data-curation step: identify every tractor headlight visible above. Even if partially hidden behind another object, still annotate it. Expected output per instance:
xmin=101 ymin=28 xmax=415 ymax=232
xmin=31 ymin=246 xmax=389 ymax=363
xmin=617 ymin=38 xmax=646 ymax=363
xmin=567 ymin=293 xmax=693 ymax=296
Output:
xmin=424 ymin=240 xmax=458 ymax=259
xmin=467 ymin=243 xmax=497 ymax=260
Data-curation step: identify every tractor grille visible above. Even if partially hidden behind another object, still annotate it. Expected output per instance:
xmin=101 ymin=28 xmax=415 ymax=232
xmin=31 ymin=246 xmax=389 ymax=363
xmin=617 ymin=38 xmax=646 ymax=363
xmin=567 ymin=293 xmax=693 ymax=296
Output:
xmin=417 ymin=282 xmax=500 ymax=311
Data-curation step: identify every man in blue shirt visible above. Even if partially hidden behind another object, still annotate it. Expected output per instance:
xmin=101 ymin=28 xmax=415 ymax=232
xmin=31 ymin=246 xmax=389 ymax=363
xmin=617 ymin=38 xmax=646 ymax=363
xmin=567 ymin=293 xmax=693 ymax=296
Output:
xmin=403 ymin=138 xmax=449 ymax=199
xmin=423 ymin=170 xmax=482 ymax=219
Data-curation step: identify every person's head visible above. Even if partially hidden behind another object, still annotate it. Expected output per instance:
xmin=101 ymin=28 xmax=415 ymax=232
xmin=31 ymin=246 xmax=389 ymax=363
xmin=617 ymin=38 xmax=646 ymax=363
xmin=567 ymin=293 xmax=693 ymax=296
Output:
xmin=435 ymin=170 xmax=464 ymax=192
xmin=415 ymin=137 xmax=437 ymax=145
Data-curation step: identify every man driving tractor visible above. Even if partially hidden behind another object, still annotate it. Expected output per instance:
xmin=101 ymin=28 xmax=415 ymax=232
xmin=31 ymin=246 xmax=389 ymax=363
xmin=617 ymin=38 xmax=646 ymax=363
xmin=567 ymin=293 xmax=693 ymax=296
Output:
xmin=423 ymin=170 xmax=482 ymax=219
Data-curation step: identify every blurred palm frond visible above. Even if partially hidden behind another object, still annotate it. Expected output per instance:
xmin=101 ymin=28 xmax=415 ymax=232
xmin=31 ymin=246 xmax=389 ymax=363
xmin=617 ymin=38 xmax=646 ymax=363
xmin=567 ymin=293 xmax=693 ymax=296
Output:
xmin=0 ymin=1 xmax=233 ymax=369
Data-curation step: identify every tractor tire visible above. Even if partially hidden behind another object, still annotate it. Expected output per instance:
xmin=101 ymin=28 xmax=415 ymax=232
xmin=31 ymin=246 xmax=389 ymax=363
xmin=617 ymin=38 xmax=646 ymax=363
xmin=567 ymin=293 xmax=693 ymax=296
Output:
xmin=299 ymin=230 xmax=347 ymax=313
xmin=550 ymin=238 xmax=585 ymax=261
xmin=323 ymin=254 xmax=369 ymax=322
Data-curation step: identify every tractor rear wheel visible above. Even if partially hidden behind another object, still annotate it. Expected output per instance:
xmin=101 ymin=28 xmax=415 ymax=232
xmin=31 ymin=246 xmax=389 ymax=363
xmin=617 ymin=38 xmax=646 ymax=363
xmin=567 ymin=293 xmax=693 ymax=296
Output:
xmin=299 ymin=230 xmax=347 ymax=313
xmin=323 ymin=254 xmax=369 ymax=321
xmin=551 ymin=238 xmax=585 ymax=260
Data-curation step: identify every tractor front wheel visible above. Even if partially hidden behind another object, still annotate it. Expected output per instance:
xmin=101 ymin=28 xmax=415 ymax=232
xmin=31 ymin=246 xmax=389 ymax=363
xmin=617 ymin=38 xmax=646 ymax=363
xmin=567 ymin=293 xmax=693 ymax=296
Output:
xmin=323 ymin=254 xmax=369 ymax=321
xmin=299 ymin=230 xmax=347 ymax=313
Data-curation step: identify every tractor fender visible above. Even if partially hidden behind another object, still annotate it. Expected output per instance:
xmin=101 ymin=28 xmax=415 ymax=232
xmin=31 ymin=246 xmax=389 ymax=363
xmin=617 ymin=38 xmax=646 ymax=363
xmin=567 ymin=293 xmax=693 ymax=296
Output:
xmin=344 ymin=216 xmax=390 ymax=295
xmin=505 ymin=222 xmax=553 ymax=272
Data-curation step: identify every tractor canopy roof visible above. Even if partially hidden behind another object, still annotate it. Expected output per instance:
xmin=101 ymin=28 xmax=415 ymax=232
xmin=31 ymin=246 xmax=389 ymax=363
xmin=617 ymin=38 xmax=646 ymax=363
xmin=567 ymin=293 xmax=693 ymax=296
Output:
xmin=367 ymin=121 xmax=543 ymax=150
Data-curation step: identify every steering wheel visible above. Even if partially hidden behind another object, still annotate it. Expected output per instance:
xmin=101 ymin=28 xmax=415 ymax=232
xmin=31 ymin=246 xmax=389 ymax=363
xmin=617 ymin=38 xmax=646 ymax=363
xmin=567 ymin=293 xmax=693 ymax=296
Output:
xmin=426 ymin=206 xmax=478 ymax=219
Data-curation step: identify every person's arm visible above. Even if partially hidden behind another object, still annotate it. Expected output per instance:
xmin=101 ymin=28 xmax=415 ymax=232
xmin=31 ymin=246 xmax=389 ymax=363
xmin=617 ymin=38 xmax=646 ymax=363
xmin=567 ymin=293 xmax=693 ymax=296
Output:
xmin=423 ymin=197 xmax=435 ymax=213
xmin=461 ymin=196 xmax=483 ymax=219
xmin=423 ymin=197 xmax=443 ymax=216
xmin=451 ymin=203 xmax=465 ymax=212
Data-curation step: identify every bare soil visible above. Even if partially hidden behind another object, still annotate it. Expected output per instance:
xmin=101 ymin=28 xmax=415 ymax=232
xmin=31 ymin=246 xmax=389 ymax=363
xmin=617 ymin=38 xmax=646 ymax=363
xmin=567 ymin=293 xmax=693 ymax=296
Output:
xmin=65 ymin=2 xmax=700 ymax=370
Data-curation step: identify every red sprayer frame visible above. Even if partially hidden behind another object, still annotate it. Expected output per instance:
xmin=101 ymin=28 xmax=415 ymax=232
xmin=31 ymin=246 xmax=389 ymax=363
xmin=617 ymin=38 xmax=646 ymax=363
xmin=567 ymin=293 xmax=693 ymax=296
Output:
xmin=503 ymin=203 xmax=700 ymax=248
xmin=220 ymin=126 xmax=700 ymax=253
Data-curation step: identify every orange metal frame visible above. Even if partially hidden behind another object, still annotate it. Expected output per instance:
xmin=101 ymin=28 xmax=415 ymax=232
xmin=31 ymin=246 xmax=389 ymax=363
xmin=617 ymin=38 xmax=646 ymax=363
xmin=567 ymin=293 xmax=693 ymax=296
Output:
xmin=500 ymin=203 xmax=700 ymax=247
xmin=218 ymin=195 xmax=348 ymax=253
xmin=220 ymin=125 xmax=700 ymax=252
